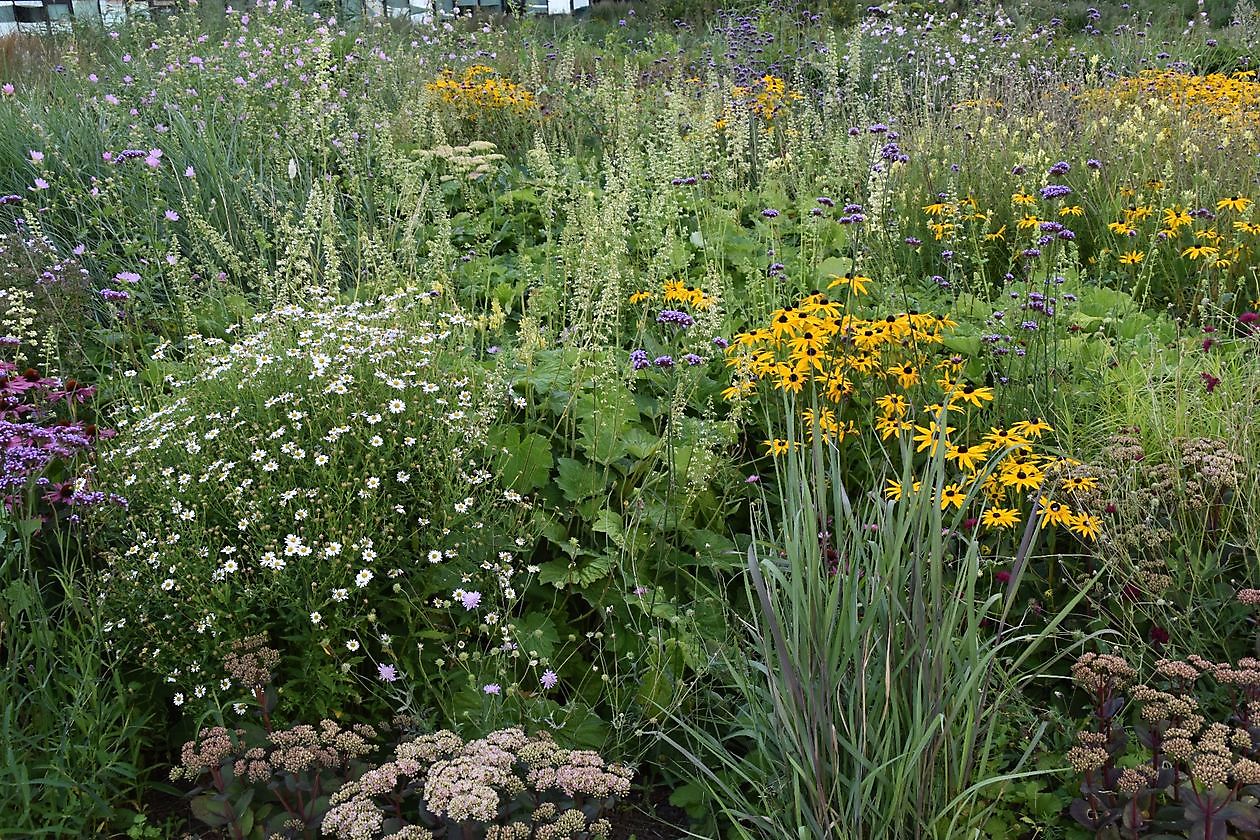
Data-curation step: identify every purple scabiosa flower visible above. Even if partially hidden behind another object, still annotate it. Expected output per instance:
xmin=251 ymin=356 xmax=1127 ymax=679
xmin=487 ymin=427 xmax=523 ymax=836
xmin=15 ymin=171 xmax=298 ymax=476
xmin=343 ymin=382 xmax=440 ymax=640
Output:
xmin=458 ymin=590 xmax=482 ymax=611
xmin=1048 ymin=161 xmax=1071 ymax=175
xmin=653 ymin=355 xmax=674 ymax=368
xmin=869 ymin=123 xmax=888 ymax=133
xmin=656 ymin=309 xmax=694 ymax=328
xmin=483 ymin=683 xmax=501 ymax=695
xmin=144 ymin=148 xmax=163 ymax=168
xmin=28 ymin=150 xmax=43 ymax=163
xmin=712 ymin=336 xmax=730 ymax=349
xmin=114 ymin=271 xmax=141 ymax=284
xmin=761 ymin=208 xmax=780 ymax=218
xmin=163 ymin=209 xmax=180 ymax=222
xmin=905 ymin=236 xmax=922 ymax=246
xmin=99 ymin=289 xmax=130 ymax=302
xmin=1019 ymin=320 xmax=1039 ymax=331
xmin=682 ymin=353 xmax=703 ymax=366
xmin=1 ymin=83 xmax=13 ymax=96
xmin=377 ymin=663 xmax=399 ymax=682
xmin=540 ymin=669 xmax=558 ymax=689
xmin=31 ymin=178 xmax=48 ymax=191
xmin=1086 ymin=158 xmax=1102 ymax=169
xmin=1039 ymin=184 xmax=1072 ymax=200
xmin=1058 ymin=229 xmax=1076 ymax=240
xmin=1021 ymin=248 xmax=1042 ymax=258
xmin=816 ymin=196 xmax=835 ymax=207
xmin=629 ymin=349 xmax=649 ymax=371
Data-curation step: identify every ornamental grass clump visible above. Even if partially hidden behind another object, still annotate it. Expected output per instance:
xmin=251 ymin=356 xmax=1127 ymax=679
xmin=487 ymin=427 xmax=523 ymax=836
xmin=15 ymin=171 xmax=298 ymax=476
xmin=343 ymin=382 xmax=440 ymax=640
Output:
xmin=321 ymin=727 xmax=631 ymax=840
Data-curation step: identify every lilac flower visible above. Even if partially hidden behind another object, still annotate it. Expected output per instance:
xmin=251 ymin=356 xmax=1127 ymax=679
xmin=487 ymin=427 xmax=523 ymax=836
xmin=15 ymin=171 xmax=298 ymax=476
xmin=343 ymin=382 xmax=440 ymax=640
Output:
xmin=0 ymin=195 xmax=21 ymax=206
xmin=540 ymin=670 xmax=558 ymax=689
xmin=629 ymin=349 xmax=649 ymax=371
xmin=816 ymin=196 xmax=835 ymax=207
xmin=905 ymin=237 xmax=922 ymax=246
xmin=377 ymin=663 xmax=399 ymax=682
xmin=745 ymin=474 xmax=760 ymax=483
xmin=1019 ymin=320 xmax=1039 ymax=331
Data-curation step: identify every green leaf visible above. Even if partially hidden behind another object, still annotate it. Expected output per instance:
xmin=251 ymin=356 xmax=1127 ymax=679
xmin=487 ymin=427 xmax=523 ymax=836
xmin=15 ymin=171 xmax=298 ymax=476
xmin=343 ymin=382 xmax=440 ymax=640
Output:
xmin=576 ymin=386 xmax=640 ymax=464
xmin=538 ymin=554 xmax=613 ymax=588
xmin=817 ymin=255 xmax=852 ymax=282
xmin=189 ymin=795 xmax=230 ymax=828
xmin=511 ymin=612 xmax=559 ymax=659
xmin=555 ymin=457 xmax=606 ymax=503
xmin=494 ymin=428 xmax=553 ymax=493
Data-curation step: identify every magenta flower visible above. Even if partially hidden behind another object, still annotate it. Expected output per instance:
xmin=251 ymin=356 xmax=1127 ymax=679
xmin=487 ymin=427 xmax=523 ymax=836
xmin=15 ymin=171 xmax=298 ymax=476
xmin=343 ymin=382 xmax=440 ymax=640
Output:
xmin=1 ymin=83 xmax=14 ymax=95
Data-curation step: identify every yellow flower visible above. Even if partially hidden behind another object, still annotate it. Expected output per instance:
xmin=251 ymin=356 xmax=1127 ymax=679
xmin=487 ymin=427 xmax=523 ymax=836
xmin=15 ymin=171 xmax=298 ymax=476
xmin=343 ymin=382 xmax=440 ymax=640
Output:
xmin=1181 ymin=244 xmax=1219 ymax=260
xmin=1011 ymin=418 xmax=1053 ymax=438
xmin=763 ymin=439 xmax=792 ymax=456
xmin=1017 ymin=215 xmax=1042 ymax=231
xmin=923 ymin=201 xmax=952 ymax=216
xmin=875 ymin=393 xmax=909 ymax=417
xmin=939 ymin=483 xmax=967 ymax=510
xmin=775 ymin=367 xmax=807 ymax=393
xmin=1118 ymin=250 xmax=1145 ymax=265
xmin=1000 ymin=463 xmax=1044 ymax=492
xmin=1059 ymin=205 xmax=1085 ymax=217
xmin=1060 ymin=476 xmax=1098 ymax=493
xmin=984 ymin=426 xmax=1029 ymax=449
xmin=885 ymin=478 xmax=922 ymax=501
xmin=827 ymin=273 xmax=871 ymax=295
xmin=1108 ymin=221 xmax=1136 ymax=236
xmin=1011 ymin=191 xmax=1036 ymax=206
xmin=981 ymin=507 xmax=1021 ymax=529
xmin=1069 ymin=512 xmax=1102 ymax=541
xmin=628 ymin=291 xmax=654 ymax=304
xmin=948 ymin=382 xmax=995 ymax=408
xmin=912 ymin=421 xmax=954 ymax=456
xmin=1037 ymin=499 xmax=1075 ymax=529
xmin=875 ymin=416 xmax=912 ymax=440
xmin=888 ymin=362 xmax=920 ymax=389
xmin=720 ymin=381 xmax=757 ymax=400
xmin=946 ymin=442 xmax=991 ymax=472
xmin=983 ymin=225 xmax=1007 ymax=241
xmin=1217 ymin=195 xmax=1253 ymax=212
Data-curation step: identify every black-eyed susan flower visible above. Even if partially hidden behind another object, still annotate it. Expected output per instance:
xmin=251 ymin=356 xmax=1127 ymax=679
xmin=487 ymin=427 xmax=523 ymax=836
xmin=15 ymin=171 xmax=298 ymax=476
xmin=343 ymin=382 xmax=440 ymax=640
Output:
xmin=912 ymin=420 xmax=953 ymax=456
xmin=763 ymin=438 xmax=792 ymax=456
xmin=981 ymin=507 xmax=1021 ymax=529
xmin=984 ymin=426 xmax=1029 ymax=449
xmin=1069 ymin=512 xmax=1102 ymax=541
xmin=946 ymin=441 xmax=991 ymax=472
xmin=948 ymin=382 xmax=995 ymax=408
xmin=1217 ymin=195 xmax=1253 ymax=213
xmin=1181 ymin=244 xmax=1219 ymax=260
xmin=1118 ymin=250 xmax=1145 ymax=265
xmin=1037 ymin=499 xmax=1074 ymax=528
xmin=827 ymin=273 xmax=872 ymax=295
xmin=1060 ymin=476 xmax=1098 ymax=493
xmin=875 ymin=393 xmax=909 ymax=417
xmin=1012 ymin=418 xmax=1053 ymax=438
xmin=885 ymin=478 xmax=921 ymax=501
xmin=889 ymin=362 xmax=920 ymax=389
xmin=1000 ymin=462 xmax=1044 ymax=492
xmin=628 ymin=291 xmax=654 ymax=304
xmin=939 ymin=483 xmax=967 ymax=510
